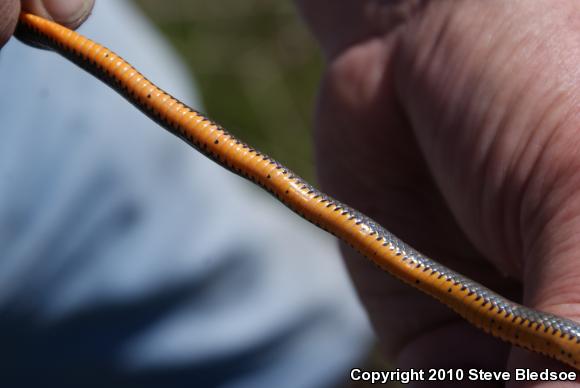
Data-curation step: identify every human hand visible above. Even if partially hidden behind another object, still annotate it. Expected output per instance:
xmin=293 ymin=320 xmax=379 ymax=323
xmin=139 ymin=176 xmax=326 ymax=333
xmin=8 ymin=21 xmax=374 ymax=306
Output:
xmin=298 ymin=0 xmax=580 ymax=385
xmin=0 ymin=0 xmax=94 ymax=48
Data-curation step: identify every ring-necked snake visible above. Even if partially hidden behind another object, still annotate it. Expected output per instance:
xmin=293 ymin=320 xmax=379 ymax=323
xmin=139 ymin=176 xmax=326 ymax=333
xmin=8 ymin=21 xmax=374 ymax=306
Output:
xmin=14 ymin=12 xmax=580 ymax=370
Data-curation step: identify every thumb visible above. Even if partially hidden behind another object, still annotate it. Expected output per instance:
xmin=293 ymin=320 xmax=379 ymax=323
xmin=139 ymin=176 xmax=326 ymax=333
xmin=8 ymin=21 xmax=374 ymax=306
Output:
xmin=0 ymin=0 xmax=19 ymax=48
xmin=0 ymin=0 xmax=94 ymax=50
xmin=506 ymin=178 xmax=580 ymax=385
xmin=393 ymin=0 xmax=580 ymax=378
xmin=21 ymin=0 xmax=94 ymax=29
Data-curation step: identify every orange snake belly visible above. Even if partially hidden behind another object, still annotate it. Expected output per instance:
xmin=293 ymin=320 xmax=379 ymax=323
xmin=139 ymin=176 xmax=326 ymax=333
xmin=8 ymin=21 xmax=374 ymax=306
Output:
xmin=14 ymin=12 xmax=580 ymax=370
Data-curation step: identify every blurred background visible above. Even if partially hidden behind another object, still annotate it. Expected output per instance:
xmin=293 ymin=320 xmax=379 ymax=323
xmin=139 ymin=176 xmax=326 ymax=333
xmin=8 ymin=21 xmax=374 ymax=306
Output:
xmin=1 ymin=0 xmax=394 ymax=386
xmin=135 ymin=0 xmax=320 ymax=182
xmin=132 ymin=1 xmax=389 ymax=386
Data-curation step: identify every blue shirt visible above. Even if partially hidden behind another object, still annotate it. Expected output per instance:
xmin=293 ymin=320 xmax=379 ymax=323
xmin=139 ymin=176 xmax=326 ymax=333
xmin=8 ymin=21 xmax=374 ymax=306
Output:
xmin=0 ymin=1 xmax=371 ymax=386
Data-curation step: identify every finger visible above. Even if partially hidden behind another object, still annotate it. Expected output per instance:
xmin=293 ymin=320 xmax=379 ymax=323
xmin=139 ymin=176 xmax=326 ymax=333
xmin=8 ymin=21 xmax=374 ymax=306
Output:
xmin=505 ymin=165 xmax=580 ymax=381
xmin=0 ymin=0 xmax=20 ymax=48
xmin=506 ymin=347 xmax=577 ymax=388
xmin=294 ymin=0 xmax=420 ymax=59
xmin=314 ymin=33 xmax=518 ymax=371
xmin=390 ymin=0 xmax=580 ymax=376
xmin=21 ymin=0 xmax=94 ymax=29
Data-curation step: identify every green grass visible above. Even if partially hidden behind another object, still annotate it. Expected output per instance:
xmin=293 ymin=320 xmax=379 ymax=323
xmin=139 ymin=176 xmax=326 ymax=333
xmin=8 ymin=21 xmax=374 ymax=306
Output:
xmin=135 ymin=0 xmax=322 ymax=182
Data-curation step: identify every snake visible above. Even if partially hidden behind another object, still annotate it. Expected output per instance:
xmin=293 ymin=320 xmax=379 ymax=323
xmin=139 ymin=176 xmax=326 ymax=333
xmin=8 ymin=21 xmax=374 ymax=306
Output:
xmin=13 ymin=12 xmax=580 ymax=371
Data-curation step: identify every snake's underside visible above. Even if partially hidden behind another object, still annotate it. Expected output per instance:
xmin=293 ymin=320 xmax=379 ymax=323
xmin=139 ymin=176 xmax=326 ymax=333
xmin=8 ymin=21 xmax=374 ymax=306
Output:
xmin=15 ymin=12 xmax=580 ymax=370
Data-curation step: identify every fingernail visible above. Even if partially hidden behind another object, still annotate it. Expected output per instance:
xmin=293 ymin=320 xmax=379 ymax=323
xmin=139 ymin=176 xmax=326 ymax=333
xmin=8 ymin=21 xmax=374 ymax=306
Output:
xmin=42 ymin=0 xmax=94 ymax=25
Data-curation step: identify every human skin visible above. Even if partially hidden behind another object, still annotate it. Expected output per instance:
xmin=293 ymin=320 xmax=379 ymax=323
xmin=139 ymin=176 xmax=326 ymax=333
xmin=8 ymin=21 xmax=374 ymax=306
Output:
xmin=0 ymin=0 xmax=94 ymax=47
xmin=5 ymin=0 xmax=580 ymax=385
xmin=296 ymin=1 xmax=580 ymax=387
